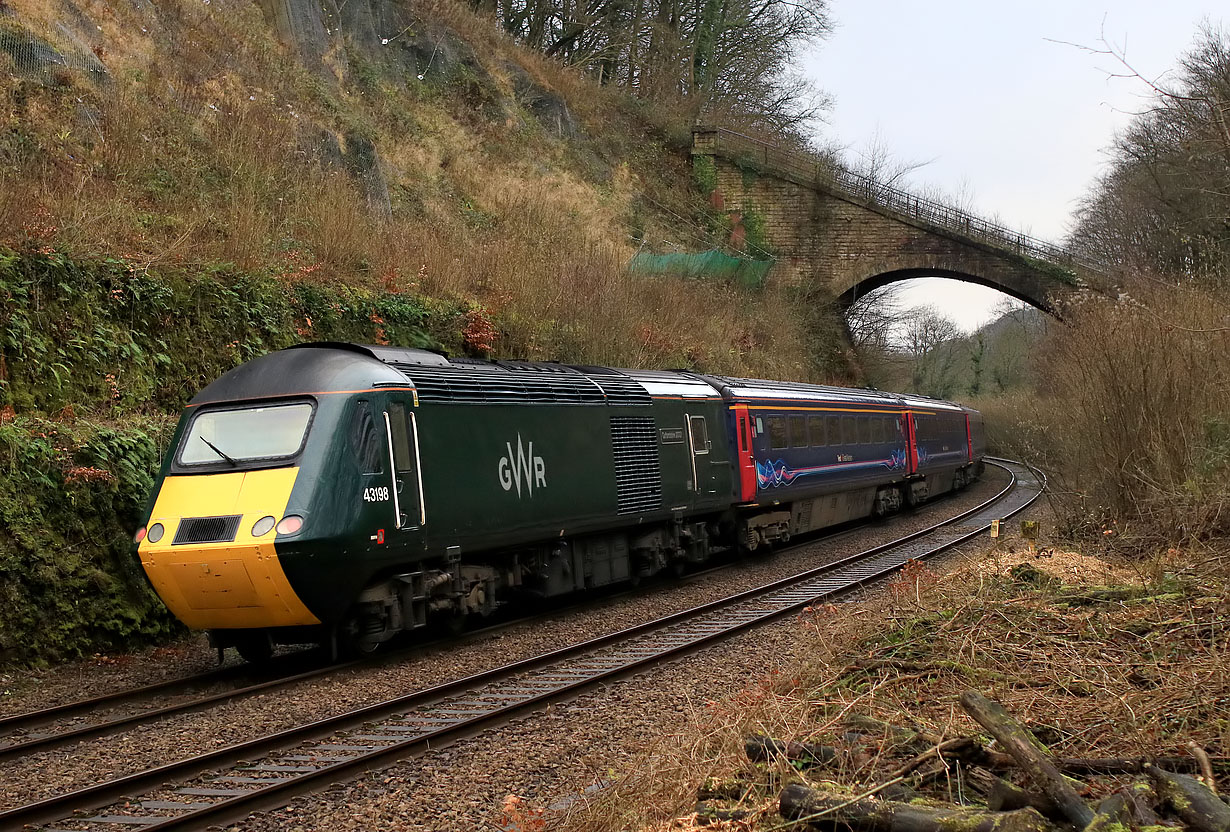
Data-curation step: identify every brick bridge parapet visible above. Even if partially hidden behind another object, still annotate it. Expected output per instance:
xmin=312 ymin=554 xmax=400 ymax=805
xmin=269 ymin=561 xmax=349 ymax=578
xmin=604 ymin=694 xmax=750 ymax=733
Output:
xmin=691 ymin=127 xmax=1104 ymax=311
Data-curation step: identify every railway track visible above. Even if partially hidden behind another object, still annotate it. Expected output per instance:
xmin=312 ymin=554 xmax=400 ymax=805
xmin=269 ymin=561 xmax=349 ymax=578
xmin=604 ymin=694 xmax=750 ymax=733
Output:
xmin=0 ymin=465 xmax=1006 ymax=764
xmin=1 ymin=459 xmax=1042 ymax=832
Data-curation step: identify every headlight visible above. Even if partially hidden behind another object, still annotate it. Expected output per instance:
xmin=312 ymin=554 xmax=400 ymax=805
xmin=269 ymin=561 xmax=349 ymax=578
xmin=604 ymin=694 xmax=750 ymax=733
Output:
xmin=276 ymin=515 xmax=303 ymax=535
xmin=251 ymin=516 xmax=276 ymax=537
xmin=147 ymin=523 xmax=165 ymax=543
xmin=134 ymin=526 xmax=147 ymax=544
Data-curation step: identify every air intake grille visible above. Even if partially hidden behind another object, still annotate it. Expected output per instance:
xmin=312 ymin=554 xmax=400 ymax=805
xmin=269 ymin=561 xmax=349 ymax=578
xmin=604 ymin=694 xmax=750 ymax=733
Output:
xmin=610 ymin=417 xmax=662 ymax=515
xmin=391 ymin=365 xmax=607 ymax=405
xmin=174 ymin=515 xmax=242 ymax=545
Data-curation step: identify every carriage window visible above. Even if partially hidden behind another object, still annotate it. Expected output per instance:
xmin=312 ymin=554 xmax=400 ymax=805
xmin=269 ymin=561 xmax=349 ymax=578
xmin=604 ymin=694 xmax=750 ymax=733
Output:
xmin=767 ymin=417 xmax=788 ymax=449
xmin=841 ymin=416 xmax=856 ymax=445
xmin=690 ymin=415 xmax=710 ymax=454
xmin=807 ymin=416 xmax=826 ymax=447
xmin=857 ymin=416 xmax=871 ymax=444
xmin=828 ymin=416 xmax=841 ymax=446
xmin=790 ymin=416 xmax=807 ymax=447
xmin=351 ymin=400 xmax=385 ymax=474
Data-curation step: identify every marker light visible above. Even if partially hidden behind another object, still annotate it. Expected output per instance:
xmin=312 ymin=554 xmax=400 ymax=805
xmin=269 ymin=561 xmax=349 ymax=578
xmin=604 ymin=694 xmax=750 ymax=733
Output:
xmin=276 ymin=515 xmax=304 ymax=535
xmin=134 ymin=526 xmax=147 ymax=544
xmin=146 ymin=523 xmax=165 ymax=543
xmin=251 ymin=515 xmax=276 ymax=537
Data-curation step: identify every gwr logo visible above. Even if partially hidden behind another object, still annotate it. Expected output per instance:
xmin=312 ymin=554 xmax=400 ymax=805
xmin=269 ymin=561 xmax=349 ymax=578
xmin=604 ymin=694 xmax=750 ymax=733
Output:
xmin=498 ymin=434 xmax=546 ymax=497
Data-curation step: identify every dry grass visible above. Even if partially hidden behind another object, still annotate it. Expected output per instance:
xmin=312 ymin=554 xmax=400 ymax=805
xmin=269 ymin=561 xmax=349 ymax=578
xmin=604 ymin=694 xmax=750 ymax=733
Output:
xmin=0 ymin=0 xmax=824 ymax=379
xmin=974 ymin=281 xmax=1230 ymax=544
xmin=556 ymin=542 xmax=1229 ymax=831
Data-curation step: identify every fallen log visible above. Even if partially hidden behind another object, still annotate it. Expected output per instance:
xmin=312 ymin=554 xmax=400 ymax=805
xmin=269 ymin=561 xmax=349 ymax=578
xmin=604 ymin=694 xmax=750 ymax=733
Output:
xmin=1118 ymin=782 xmax=1163 ymax=827
xmin=1084 ymin=793 xmax=1131 ymax=832
xmin=889 ymin=737 xmax=996 ymax=779
xmin=778 ymin=783 xmax=1056 ymax=832
xmin=982 ymin=755 xmax=1230 ymax=777
xmin=1148 ymin=766 xmax=1230 ymax=832
xmin=745 ymin=735 xmax=840 ymax=768
xmin=696 ymin=801 xmax=750 ymax=825
xmin=842 ymin=715 xmax=937 ymax=753
xmin=959 ymin=690 xmax=1094 ymax=829
xmin=965 ymin=768 xmax=1065 ymax=821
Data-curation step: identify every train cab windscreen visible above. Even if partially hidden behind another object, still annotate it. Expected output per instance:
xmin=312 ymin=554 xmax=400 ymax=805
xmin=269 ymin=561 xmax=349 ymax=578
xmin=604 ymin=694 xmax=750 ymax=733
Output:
xmin=178 ymin=402 xmax=314 ymax=466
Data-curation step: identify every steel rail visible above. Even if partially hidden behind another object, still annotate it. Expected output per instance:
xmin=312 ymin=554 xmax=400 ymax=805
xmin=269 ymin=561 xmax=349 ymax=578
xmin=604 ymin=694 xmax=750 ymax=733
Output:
xmin=1 ymin=460 xmax=1042 ymax=832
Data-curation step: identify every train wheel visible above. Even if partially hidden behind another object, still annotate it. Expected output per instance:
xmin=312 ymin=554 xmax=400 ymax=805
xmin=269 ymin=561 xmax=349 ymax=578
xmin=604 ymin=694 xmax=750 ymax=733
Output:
xmin=234 ymin=632 xmax=274 ymax=664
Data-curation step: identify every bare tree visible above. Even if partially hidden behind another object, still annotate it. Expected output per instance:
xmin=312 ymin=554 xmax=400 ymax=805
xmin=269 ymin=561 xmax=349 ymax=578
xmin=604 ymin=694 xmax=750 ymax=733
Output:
xmin=901 ymin=305 xmax=961 ymax=398
xmin=1069 ymin=23 xmax=1230 ymax=284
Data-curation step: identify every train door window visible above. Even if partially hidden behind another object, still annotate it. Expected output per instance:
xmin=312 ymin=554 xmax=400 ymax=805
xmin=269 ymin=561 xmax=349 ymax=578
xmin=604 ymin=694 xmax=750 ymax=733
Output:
xmin=807 ymin=415 xmax=826 ymax=447
xmin=767 ymin=417 xmax=788 ymax=449
xmin=385 ymin=402 xmax=423 ymax=527
xmin=689 ymin=415 xmax=710 ymax=454
xmin=790 ymin=415 xmax=807 ymax=447
xmin=739 ymin=415 xmax=750 ymax=453
xmin=350 ymin=401 xmax=384 ymax=474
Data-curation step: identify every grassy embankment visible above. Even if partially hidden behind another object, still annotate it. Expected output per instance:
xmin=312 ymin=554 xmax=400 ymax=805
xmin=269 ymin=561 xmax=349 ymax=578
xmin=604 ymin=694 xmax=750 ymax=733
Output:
xmin=555 ymin=543 xmax=1228 ymax=831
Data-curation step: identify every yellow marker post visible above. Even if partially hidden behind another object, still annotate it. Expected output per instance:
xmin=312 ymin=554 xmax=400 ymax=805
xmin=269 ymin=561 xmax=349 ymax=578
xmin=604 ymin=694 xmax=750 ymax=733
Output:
xmin=990 ymin=519 xmax=1000 ymax=539
xmin=1021 ymin=519 xmax=1039 ymax=553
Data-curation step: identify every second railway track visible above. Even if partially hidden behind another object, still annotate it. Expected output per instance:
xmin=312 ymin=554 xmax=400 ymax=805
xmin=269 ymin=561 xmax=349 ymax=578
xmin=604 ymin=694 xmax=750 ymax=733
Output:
xmin=1 ymin=458 xmax=1042 ymax=832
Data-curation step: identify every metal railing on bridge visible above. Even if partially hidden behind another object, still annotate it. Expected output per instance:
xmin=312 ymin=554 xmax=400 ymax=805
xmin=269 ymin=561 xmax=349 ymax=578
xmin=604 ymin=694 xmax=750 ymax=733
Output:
xmin=694 ymin=127 xmax=1098 ymax=273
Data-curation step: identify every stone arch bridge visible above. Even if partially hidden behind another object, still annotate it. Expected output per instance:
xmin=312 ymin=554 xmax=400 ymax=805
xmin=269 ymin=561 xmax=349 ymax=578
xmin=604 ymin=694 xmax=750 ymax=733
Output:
xmin=691 ymin=128 xmax=1101 ymax=312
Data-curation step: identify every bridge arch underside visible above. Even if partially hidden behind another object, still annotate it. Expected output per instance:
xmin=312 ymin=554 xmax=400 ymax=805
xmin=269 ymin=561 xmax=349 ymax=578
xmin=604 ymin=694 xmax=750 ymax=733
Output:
xmin=834 ymin=268 xmax=1057 ymax=314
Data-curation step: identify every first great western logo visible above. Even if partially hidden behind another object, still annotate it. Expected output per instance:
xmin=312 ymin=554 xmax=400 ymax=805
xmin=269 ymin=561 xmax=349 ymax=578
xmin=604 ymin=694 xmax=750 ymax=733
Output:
xmin=498 ymin=434 xmax=546 ymax=498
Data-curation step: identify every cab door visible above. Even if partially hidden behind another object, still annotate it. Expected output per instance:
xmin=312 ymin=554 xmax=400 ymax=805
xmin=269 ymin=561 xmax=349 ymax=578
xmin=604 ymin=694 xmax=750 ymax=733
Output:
xmin=381 ymin=397 xmax=426 ymax=532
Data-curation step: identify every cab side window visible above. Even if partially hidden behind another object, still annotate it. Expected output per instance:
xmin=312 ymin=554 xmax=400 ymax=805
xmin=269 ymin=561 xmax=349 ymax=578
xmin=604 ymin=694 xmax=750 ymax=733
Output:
xmin=351 ymin=401 xmax=385 ymax=474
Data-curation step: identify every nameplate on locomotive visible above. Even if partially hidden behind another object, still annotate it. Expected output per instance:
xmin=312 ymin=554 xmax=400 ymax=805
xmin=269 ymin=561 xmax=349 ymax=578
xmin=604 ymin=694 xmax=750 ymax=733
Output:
xmin=659 ymin=427 xmax=685 ymax=444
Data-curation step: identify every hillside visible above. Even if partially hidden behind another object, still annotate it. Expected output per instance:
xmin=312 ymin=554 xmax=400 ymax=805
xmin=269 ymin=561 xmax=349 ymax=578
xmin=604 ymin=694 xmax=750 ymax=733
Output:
xmin=0 ymin=0 xmax=852 ymax=663
xmin=1 ymin=0 xmax=838 ymax=379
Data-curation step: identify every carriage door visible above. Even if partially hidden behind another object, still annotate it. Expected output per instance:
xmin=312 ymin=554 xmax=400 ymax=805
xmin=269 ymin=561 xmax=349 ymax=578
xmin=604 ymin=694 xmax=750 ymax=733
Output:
xmin=382 ymin=399 xmax=426 ymax=530
xmin=686 ymin=413 xmax=715 ymax=495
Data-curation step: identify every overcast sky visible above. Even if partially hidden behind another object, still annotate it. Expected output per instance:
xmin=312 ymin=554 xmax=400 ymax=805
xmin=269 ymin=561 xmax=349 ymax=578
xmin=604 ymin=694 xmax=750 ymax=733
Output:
xmin=802 ymin=1 xmax=1224 ymax=331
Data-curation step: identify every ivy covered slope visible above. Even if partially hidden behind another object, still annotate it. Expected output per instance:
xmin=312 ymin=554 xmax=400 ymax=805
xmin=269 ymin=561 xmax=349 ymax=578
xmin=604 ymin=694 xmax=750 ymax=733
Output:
xmin=0 ymin=249 xmax=453 ymax=664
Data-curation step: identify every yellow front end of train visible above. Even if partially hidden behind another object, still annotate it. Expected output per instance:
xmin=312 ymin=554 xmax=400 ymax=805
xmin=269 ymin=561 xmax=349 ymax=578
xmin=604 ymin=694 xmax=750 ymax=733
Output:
xmin=136 ymin=467 xmax=319 ymax=630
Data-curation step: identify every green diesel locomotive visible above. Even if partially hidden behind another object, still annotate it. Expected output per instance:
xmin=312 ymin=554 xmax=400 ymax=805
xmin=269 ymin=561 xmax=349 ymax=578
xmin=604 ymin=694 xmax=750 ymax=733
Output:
xmin=135 ymin=343 xmax=983 ymax=660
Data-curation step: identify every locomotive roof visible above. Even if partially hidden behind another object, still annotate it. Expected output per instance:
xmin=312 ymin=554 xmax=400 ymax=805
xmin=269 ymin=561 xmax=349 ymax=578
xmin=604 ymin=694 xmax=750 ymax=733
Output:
xmin=188 ymin=342 xmax=407 ymax=406
xmin=190 ymin=344 xmax=972 ymax=414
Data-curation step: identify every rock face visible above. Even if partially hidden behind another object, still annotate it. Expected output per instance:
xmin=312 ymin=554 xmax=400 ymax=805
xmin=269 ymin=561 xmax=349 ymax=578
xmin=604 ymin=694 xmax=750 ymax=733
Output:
xmin=3 ymin=0 xmax=582 ymax=220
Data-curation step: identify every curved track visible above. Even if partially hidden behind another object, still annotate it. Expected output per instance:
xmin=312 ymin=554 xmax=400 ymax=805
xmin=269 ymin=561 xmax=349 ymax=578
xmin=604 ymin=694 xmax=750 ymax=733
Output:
xmin=0 ymin=459 xmax=1043 ymax=832
xmin=0 ymin=464 xmax=1006 ymax=762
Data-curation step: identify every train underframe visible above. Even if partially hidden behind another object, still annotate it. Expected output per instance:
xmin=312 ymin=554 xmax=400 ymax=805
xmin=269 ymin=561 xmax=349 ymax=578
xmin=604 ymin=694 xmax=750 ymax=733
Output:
xmin=214 ymin=462 xmax=983 ymax=662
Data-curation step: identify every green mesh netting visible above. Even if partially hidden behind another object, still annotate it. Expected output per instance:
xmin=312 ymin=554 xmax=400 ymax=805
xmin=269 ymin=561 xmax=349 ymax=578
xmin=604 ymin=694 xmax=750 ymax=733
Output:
xmin=628 ymin=250 xmax=772 ymax=289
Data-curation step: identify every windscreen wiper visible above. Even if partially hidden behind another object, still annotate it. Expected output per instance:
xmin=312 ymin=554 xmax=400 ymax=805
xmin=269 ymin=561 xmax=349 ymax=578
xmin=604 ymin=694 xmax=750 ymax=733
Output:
xmin=199 ymin=436 xmax=239 ymax=466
